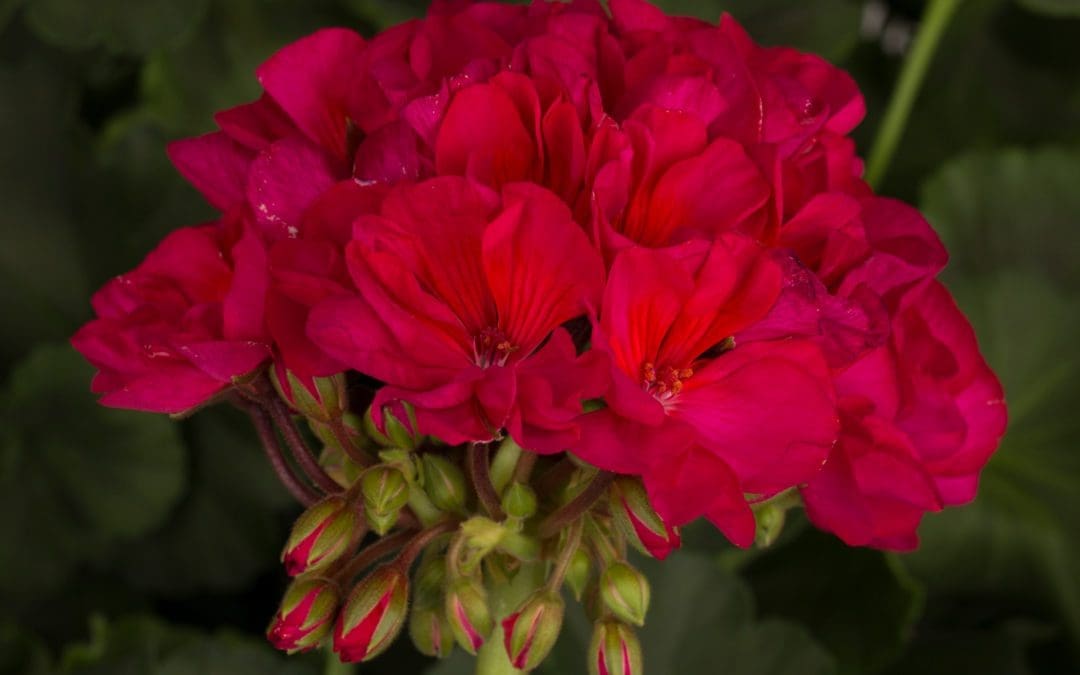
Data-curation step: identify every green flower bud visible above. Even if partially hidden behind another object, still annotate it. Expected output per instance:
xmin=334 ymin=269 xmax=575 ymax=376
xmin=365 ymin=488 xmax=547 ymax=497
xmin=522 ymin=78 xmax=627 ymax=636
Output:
xmin=409 ymin=604 xmax=455 ymax=658
xmin=566 ymin=548 xmax=592 ymax=602
xmin=360 ymin=465 xmax=409 ymax=534
xmin=445 ymin=577 xmax=494 ymax=654
xmin=334 ymin=565 xmax=409 ymax=662
xmin=599 ymin=561 xmax=650 ymax=627
xmin=281 ymin=496 xmax=359 ymax=576
xmin=267 ymin=576 xmax=339 ymax=654
xmin=501 ymin=482 xmax=538 ymax=520
xmin=589 ymin=620 xmax=643 ymax=675
xmin=271 ymin=368 xmax=346 ymax=423
xmin=502 ymin=590 xmax=565 ymax=670
xmin=363 ymin=403 xmax=420 ymax=449
xmin=421 ymin=454 xmax=468 ymax=515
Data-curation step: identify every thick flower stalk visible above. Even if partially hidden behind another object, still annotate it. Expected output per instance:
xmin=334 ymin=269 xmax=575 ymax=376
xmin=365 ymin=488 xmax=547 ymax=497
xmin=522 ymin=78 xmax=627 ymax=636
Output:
xmin=71 ymin=0 xmax=1007 ymax=673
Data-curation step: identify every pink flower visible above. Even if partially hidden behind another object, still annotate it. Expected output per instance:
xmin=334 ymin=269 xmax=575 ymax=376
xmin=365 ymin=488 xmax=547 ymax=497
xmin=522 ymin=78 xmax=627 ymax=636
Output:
xmin=802 ymin=280 xmax=1007 ymax=549
xmin=71 ymin=218 xmax=270 ymax=414
xmin=575 ymin=237 xmax=839 ymax=546
xmin=307 ymin=177 xmax=606 ymax=451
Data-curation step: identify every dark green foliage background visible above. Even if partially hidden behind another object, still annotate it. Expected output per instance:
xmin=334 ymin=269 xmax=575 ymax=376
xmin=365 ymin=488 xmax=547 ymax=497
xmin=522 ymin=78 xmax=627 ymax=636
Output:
xmin=0 ymin=0 xmax=1077 ymax=672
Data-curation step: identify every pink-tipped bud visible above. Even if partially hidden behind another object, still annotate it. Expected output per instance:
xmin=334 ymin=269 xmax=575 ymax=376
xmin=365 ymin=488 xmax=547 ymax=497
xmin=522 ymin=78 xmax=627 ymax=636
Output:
xmin=610 ymin=477 xmax=681 ymax=560
xmin=599 ymin=561 xmax=650 ymax=627
xmin=281 ymin=496 xmax=359 ymax=576
xmin=409 ymin=603 xmax=455 ymax=658
xmin=363 ymin=402 xmax=421 ymax=449
xmin=589 ymin=620 xmax=642 ymax=675
xmin=502 ymin=590 xmax=564 ymax=670
xmin=333 ymin=565 xmax=409 ymax=663
xmin=445 ymin=577 xmax=494 ymax=654
xmin=271 ymin=366 xmax=346 ymax=423
xmin=267 ymin=577 xmax=339 ymax=654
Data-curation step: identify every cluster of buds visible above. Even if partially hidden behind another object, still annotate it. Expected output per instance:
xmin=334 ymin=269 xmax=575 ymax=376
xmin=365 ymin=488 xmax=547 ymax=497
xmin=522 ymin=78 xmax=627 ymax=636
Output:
xmin=258 ymin=370 xmax=721 ymax=673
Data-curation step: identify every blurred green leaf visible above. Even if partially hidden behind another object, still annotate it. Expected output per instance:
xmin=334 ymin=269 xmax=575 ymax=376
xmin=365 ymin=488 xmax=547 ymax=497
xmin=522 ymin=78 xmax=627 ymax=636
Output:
xmin=905 ymin=148 xmax=1080 ymax=645
xmin=1016 ymin=0 xmax=1080 ymax=16
xmin=884 ymin=620 xmax=1056 ymax=675
xmin=24 ymin=0 xmax=209 ymax=54
xmin=0 ymin=344 xmax=186 ymax=593
xmin=0 ymin=622 xmax=51 ymax=675
xmin=864 ymin=2 xmax=1080 ymax=200
xmin=61 ymin=615 xmax=317 ymax=674
xmin=0 ymin=51 xmax=89 ymax=366
xmin=118 ymin=407 xmax=297 ymax=594
xmin=536 ymin=552 xmax=836 ymax=675
xmin=654 ymin=0 xmax=862 ymax=63
xmin=743 ymin=529 xmax=924 ymax=675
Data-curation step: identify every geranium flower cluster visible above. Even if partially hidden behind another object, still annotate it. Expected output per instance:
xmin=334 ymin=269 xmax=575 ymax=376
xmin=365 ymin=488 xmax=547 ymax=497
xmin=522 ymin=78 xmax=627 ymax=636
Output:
xmin=72 ymin=0 xmax=1006 ymax=672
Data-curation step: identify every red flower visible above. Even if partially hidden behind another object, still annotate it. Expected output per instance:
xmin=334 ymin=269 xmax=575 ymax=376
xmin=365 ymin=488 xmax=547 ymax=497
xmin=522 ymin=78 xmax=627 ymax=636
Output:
xmin=575 ymin=237 xmax=839 ymax=545
xmin=307 ymin=177 xmax=606 ymax=451
xmin=802 ymin=281 xmax=1007 ymax=549
xmin=71 ymin=219 xmax=270 ymax=414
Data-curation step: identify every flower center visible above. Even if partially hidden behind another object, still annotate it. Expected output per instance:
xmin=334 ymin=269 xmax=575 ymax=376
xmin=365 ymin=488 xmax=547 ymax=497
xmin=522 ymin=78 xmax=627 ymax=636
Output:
xmin=473 ymin=327 xmax=518 ymax=368
xmin=641 ymin=362 xmax=694 ymax=401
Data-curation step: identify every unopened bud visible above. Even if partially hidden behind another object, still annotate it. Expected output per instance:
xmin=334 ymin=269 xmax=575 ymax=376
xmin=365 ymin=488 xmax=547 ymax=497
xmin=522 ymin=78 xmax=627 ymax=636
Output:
xmin=267 ymin=577 xmax=339 ymax=654
xmin=599 ymin=562 xmax=650 ymax=627
xmin=409 ymin=604 xmax=455 ymax=658
xmin=489 ymin=437 xmax=523 ymax=494
xmin=445 ymin=577 xmax=494 ymax=654
xmin=501 ymin=482 xmax=537 ymax=521
xmin=271 ymin=367 xmax=346 ymax=423
xmin=566 ymin=548 xmax=592 ymax=602
xmin=754 ymin=501 xmax=787 ymax=548
xmin=281 ymin=496 xmax=358 ymax=576
xmin=610 ymin=478 xmax=681 ymax=560
xmin=589 ymin=620 xmax=642 ymax=675
xmin=333 ymin=565 xmax=409 ymax=662
xmin=361 ymin=465 xmax=409 ymax=534
xmin=364 ymin=403 xmax=420 ymax=449
xmin=421 ymin=454 xmax=467 ymax=515
xmin=502 ymin=591 xmax=564 ymax=670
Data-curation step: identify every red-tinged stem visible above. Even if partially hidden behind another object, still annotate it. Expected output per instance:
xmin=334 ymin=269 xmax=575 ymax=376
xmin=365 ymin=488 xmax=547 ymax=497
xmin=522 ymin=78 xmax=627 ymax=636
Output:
xmin=468 ymin=443 xmax=506 ymax=520
xmin=538 ymin=471 xmax=615 ymax=539
xmin=329 ymin=416 xmax=375 ymax=468
xmin=394 ymin=519 xmax=459 ymax=571
xmin=268 ymin=397 xmax=343 ymax=495
xmin=335 ymin=530 xmax=415 ymax=584
xmin=246 ymin=402 xmax=320 ymax=506
xmin=545 ymin=518 xmax=584 ymax=593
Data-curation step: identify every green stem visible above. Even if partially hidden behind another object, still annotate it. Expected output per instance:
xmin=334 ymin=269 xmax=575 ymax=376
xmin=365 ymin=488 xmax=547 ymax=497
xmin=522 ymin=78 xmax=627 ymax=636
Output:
xmin=865 ymin=0 xmax=964 ymax=189
xmin=324 ymin=646 xmax=354 ymax=675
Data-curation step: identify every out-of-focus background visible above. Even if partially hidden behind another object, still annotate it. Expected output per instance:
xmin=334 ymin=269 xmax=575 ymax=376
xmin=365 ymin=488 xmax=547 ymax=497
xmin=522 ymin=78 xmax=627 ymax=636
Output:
xmin=1 ymin=1 xmax=1077 ymax=673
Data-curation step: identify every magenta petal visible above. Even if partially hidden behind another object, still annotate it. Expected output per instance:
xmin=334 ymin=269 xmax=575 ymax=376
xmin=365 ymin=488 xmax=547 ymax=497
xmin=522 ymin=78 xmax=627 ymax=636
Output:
xmin=167 ymin=132 xmax=253 ymax=211
xmin=177 ymin=341 xmax=270 ymax=382
xmin=247 ymin=136 xmax=340 ymax=240
xmin=98 ymin=364 xmax=227 ymax=414
xmin=677 ymin=340 xmax=838 ymax=494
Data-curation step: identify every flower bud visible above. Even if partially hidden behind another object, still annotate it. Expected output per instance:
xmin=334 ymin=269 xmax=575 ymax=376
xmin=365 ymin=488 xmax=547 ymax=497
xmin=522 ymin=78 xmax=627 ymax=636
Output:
xmin=267 ymin=577 xmax=339 ymax=654
xmin=409 ymin=604 xmax=455 ymax=658
xmin=489 ymin=437 xmax=523 ymax=494
xmin=333 ymin=565 xmax=409 ymax=662
xmin=281 ymin=496 xmax=358 ymax=576
xmin=599 ymin=562 xmax=650 ymax=627
xmin=610 ymin=478 xmax=681 ymax=560
xmin=754 ymin=501 xmax=787 ymax=548
xmin=502 ymin=591 xmax=564 ymax=670
xmin=271 ymin=367 xmax=346 ymax=423
xmin=589 ymin=620 xmax=643 ymax=675
xmin=445 ymin=577 xmax=494 ymax=654
xmin=363 ymin=402 xmax=420 ymax=449
xmin=566 ymin=548 xmax=592 ymax=602
xmin=420 ymin=454 xmax=467 ymax=515
xmin=361 ymin=465 xmax=410 ymax=535
xmin=501 ymin=482 xmax=538 ymax=521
